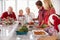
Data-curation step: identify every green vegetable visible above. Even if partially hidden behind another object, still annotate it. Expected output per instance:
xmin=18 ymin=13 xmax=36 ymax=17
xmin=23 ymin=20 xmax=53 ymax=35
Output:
xmin=18 ymin=25 xmax=28 ymax=32
xmin=19 ymin=29 xmax=24 ymax=32
xmin=41 ymin=24 xmax=47 ymax=28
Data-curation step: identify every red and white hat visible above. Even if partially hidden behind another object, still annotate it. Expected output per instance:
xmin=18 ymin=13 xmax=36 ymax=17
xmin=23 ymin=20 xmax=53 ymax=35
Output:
xmin=48 ymin=14 xmax=58 ymax=26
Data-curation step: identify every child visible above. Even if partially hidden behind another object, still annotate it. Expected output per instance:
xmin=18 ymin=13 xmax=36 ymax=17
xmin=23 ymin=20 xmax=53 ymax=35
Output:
xmin=18 ymin=10 xmax=25 ymax=25
xmin=35 ymin=0 xmax=47 ymax=28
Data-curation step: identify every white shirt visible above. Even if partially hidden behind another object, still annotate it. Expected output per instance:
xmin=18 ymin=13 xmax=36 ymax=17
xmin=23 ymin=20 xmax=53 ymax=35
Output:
xmin=18 ymin=15 xmax=25 ymax=24
xmin=25 ymin=12 xmax=35 ymax=23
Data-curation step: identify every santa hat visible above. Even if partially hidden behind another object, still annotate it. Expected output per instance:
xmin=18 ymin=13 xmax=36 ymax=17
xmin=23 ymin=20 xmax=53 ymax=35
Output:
xmin=48 ymin=14 xmax=60 ymax=32
xmin=48 ymin=14 xmax=58 ymax=26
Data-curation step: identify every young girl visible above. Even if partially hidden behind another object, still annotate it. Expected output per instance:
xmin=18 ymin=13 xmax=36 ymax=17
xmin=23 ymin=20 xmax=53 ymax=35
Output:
xmin=18 ymin=10 xmax=25 ymax=25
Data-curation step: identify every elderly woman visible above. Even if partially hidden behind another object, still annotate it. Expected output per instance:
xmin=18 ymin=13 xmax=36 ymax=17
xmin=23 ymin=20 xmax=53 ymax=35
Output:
xmin=1 ymin=7 xmax=16 ymax=20
xmin=25 ymin=7 xmax=35 ymax=23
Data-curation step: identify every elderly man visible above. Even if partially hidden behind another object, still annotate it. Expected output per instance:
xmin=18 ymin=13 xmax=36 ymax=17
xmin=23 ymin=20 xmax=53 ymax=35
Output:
xmin=1 ymin=7 xmax=16 ymax=20
xmin=25 ymin=7 xmax=35 ymax=23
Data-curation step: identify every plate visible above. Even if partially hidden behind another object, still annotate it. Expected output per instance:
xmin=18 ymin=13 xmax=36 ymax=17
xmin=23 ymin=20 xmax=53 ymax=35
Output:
xmin=32 ymin=30 xmax=48 ymax=37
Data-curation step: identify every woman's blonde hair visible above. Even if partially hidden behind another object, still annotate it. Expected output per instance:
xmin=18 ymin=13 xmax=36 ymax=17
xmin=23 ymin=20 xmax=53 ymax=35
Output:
xmin=43 ymin=0 xmax=53 ymax=10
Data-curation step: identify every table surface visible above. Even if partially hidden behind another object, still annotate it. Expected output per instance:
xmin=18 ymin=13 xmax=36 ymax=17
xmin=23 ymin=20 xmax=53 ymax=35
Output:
xmin=0 ymin=30 xmax=60 ymax=40
xmin=0 ymin=21 xmax=60 ymax=40
xmin=11 ymin=31 xmax=37 ymax=40
xmin=9 ymin=31 xmax=60 ymax=40
xmin=0 ymin=21 xmax=19 ymax=40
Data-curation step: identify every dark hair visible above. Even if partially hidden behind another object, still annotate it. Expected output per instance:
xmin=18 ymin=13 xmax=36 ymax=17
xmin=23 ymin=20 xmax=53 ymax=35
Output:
xmin=36 ymin=0 xmax=43 ymax=6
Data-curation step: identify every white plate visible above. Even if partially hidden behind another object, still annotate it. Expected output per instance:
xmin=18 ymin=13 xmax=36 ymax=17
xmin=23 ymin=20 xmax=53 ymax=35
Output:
xmin=32 ymin=30 xmax=48 ymax=37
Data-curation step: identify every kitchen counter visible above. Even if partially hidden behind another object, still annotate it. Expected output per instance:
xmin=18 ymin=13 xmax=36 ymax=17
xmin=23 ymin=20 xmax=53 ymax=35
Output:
xmin=6 ymin=31 xmax=60 ymax=40
xmin=0 ymin=21 xmax=19 ymax=40
xmin=0 ymin=21 xmax=60 ymax=40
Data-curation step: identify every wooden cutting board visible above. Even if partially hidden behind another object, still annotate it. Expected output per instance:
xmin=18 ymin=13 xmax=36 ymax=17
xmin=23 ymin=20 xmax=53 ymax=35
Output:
xmin=37 ymin=36 xmax=58 ymax=40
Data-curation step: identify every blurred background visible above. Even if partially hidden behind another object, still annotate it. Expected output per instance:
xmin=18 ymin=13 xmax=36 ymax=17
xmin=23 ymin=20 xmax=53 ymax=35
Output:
xmin=0 ymin=0 xmax=60 ymax=18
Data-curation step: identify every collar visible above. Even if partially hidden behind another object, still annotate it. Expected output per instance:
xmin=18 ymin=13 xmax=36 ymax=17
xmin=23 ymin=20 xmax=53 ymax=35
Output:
xmin=19 ymin=15 xmax=24 ymax=17
xmin=39 ymin=7 xmax=44 ymax=11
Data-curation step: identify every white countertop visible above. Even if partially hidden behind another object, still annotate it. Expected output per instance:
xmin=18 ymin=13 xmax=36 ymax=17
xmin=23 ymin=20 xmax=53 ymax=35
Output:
xmin=7 ymin=31 xmax=60 ymax=40
xmin=0 ymin=21 xmax=60 ymax=40
xmin=0 ymin=21 xmax=19 ymax=40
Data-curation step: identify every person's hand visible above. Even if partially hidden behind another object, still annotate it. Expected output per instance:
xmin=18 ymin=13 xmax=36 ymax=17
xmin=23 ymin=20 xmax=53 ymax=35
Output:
xmin=7 ymin=16 xmax=9 ymax=18
xmin=28 ymin=21 xmax=34 ymax=25
xmin=2 ymin=18 xmax=6 ymax=21
xmin=33 ymin=18 xmax=38 ymax=21
xmin=36 ymin=25 xmax=40 ymax=28
xmin=33 ymin=18 xmax=36 ymax=21
xmin=5 ymin=19 xmax=9 ymax=22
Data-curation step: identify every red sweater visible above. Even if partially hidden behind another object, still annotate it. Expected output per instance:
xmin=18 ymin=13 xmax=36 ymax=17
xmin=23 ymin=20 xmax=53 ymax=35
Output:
xmin=44 ymin=8 xmax=56 ymax=25
xmin=1 ymin=12 xmax=16 ymax=20
xmin=38 ymin=7 xmax=47 ymax=25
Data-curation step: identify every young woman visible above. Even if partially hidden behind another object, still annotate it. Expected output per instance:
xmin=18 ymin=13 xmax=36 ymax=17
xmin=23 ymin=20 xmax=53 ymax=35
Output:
xmin=43 ymin=0 xmax=56 ymax=25
xmin=25 ymin=7 xmax=35 ymax=23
